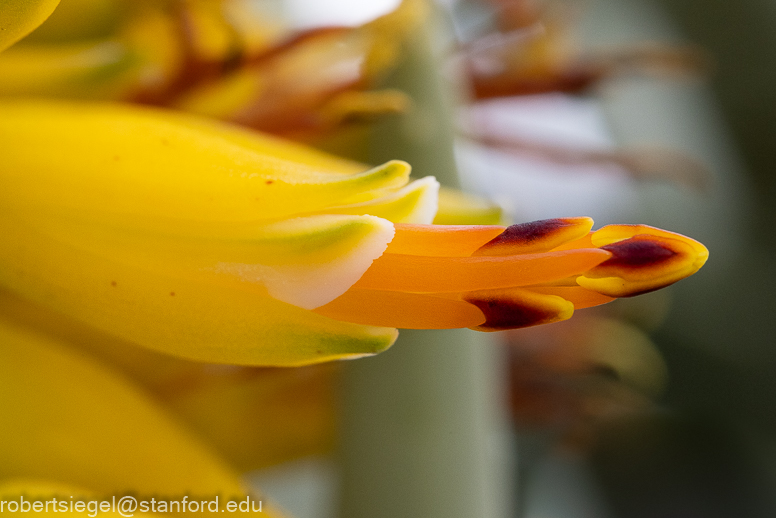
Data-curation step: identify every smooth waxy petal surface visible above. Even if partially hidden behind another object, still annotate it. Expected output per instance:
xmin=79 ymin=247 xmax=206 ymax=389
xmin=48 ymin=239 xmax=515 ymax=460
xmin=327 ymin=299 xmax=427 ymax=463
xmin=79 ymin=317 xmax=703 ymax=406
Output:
xmin=0 ymin=213 xmax=398 ymax=366
xmin=319 ymin=176 xmax=440 ymax=224
xmin=465 ymin=287 xmax=575 ymax=331
xmin=474 ymin=217 xmax=594 ymax=256
xmin=0 ymin=290 xmax=337 ymax=472
xmin=386 ymin=223 xmax=505 ymax=257
xmin=0 ymin=100 xmax=418 ymax=365
xmin=353 ymin=248 xmax=611 ymax=293
xmin=315 ymin=289 xmax=487 ymax=329
xmin=0 ymin=0 xmax=60 ymax=52
xmin=22 ymin=213 xmax=395 ymax=309
xmin=578 ymin=224 xmax=709 ymax=297
xmin=0 ymin=318 xmax=245 ymax=501
xmin=0 ymin=101 xmax=410 ymax=225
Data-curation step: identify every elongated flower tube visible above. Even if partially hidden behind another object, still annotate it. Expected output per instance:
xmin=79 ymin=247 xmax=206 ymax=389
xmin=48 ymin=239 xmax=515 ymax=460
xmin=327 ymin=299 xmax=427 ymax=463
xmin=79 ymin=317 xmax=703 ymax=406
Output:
xmin=0 ymin=315 xmax=287 ymax=517
xmin=0 ymin=288 xmax=335 ymax=473
xmin=0 ymin=100 xmax=707 ymax=366
xmin=315 ymin=218 xmax=708 ymax=331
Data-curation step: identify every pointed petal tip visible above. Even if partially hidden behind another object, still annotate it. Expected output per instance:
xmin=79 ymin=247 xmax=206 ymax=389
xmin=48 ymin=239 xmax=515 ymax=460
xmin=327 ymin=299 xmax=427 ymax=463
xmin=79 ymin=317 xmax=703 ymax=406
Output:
xmin=465 ymin=288 xmax=574 ymax=332
xmin=577 ymin=231 xmax=708 ymax=297
xmin=324 ymin=176 xmax=439 ymax=224
xmin=211 ymin=215 xmax=396 ymax=310
xmin=372 ymin=159 xmax=411 ymax=178
xmin=473 ymin=217 xmax=594 ymax=256
xmin=0 ymin=0 xmax=61 ymax=53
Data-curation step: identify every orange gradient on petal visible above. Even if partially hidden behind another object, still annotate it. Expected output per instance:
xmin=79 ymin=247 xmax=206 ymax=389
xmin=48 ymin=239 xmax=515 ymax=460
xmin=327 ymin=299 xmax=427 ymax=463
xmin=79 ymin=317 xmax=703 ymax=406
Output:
xmin=386 ymin=223 xmax=506 ymax=256
xmin=314 ymin=289 xmax=486 ymax=329
xmin=524 ymin=286 xmax=616 ymax=309
xmin=473 ymin=217 xmax=593 ymax=256
xmin=353 ymin=248 xmax=611 ymax=293
xmin=315 ymin=220 xmax=705 ymax=332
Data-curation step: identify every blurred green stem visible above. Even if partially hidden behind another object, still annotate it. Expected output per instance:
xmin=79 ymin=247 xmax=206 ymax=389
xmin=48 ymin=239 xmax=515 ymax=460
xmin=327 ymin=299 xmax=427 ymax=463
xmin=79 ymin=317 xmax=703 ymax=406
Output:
xmin=338 ymin=9 xmax=511 ymax=518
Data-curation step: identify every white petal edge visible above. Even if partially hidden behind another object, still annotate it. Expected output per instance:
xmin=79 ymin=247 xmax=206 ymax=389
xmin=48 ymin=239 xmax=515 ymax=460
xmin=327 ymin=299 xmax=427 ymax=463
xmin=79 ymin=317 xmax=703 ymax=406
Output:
xmin=215 ymin=215 xmax=395 ymax=310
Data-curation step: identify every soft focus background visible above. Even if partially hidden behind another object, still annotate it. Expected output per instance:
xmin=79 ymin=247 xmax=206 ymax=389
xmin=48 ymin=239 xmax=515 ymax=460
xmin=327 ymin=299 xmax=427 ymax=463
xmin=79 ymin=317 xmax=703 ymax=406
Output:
xmin=466 ymin=0 xmax=776 ymax=516
xmin=251 ymin=0 xmax=776 ymax=516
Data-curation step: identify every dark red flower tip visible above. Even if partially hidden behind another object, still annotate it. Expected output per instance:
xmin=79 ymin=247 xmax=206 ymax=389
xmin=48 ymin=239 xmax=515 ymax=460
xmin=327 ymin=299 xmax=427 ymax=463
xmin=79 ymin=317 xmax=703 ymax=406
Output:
xmin=473 ymin=217 xmax=592 ymax=256
xmin=464 ymin=288 xmax=574 ymax=331
xmin=599 ymin=237 xmax=678 ymax=270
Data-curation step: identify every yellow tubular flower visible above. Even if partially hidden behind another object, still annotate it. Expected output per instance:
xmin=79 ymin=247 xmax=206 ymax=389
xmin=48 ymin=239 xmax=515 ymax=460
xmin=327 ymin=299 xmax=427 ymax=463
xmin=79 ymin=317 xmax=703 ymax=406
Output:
xmin=0 ymin=317 xmax=288 ymax=517
xmin=0 ymin=0 xmax=427 ymax=138
xmin=0 ymin=289 xmax=337 ymax=472
xmin=0 ymin=0 xmax=422 ymax=140
xmin=0 ymin=0 xmax=60 ymax=52
xmin=0 ymin=100 xmax=707 ymax=366
xmin=0 ymin=2 xmax=186 ymax=100
xmin=170 ymin=0 xmax=425 ymax=138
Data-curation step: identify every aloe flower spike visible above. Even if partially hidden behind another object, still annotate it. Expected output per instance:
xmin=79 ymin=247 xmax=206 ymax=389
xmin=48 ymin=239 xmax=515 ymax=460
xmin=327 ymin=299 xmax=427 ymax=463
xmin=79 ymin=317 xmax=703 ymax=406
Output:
xmin=316 ymin=218 xmax=708 ymax=330
xmin=0 ymin=100 xmax=707 ymax=366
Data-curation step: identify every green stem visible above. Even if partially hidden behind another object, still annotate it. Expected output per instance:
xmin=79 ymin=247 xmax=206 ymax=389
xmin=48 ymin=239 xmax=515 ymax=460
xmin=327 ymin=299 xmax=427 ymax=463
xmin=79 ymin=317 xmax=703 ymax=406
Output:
xmin=338 ymin=9 xmax=511 ymax=518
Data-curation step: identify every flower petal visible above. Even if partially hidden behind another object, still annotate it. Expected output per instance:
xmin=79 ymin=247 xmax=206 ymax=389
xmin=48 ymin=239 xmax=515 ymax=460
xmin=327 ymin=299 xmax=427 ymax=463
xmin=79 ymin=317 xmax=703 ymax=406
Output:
xmin=0 ymin=100 xmax=410 ymax=225
xmin=314 ymin=289 xmax=486 ymax=329
xmin=575 ymin=225 xmax=709 ymax=297
xmin=577 ymin=233 xmax=708 ymax=297
xmin=314 ymin=285 xmax=613 ymax=330
xmin=0 ymin=289 xmax=338 ymax=473
xmin=522 ymin=286 xmax=615 ymax=309
xmin=473 ymin=217 xmax=594 ymax=256
xmin=0 ymin=0 xmax=60 ymax=52
xmin=16 ymin=211 xmax=396 ymax=309
xmin=211 ymin=215 xmax=395 ymax=309
xmin=465 ymin=287 xmax=575 ymax=331
xmin=318 ymin=176 xmax=440 ymax=224
xmin=353 ymin=248 xmax=611 ymax=292
xmin=0 ymin=214 xmax=397 ymax=366
xmin=386 ymin=223 xmax=505 ymax=257
xmin=0 ymin=318 xmax=244 ymax=498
